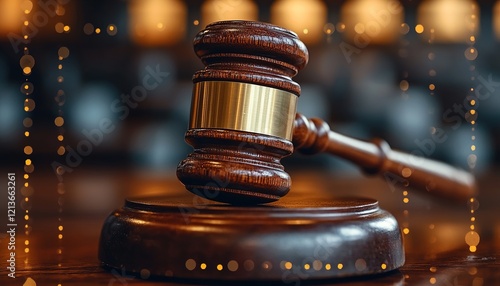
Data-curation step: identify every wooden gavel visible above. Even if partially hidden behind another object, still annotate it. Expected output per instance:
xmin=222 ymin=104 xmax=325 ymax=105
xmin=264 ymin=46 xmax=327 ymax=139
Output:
xmin=176 ymin=20 xmax=477 ymax=205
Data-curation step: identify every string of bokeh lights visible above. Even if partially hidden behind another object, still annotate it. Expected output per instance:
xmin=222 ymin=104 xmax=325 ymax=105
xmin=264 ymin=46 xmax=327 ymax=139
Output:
xmin=464 ymin=3 xmax=480 ymax=255
xmin=19 ymin=0 xmax=35 ymax=265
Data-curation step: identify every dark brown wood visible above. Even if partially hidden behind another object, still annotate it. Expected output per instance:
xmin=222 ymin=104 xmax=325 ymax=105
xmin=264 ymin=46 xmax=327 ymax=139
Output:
xmin=177 ymin=20 xmax=476 ymax=205
xmin=192 ymin=20 xmax=308 ymax=95
xmin=177 ymin=20 xmax=308 ymax=204
xmin=293 ymin=114 xmax=477 ymax=202
xmin=99 ymin=194 xmax=404 ymax=281
xmin=176 ymin=129 xmax=293 ymax=205
xmin=5 ymin=169 xmax=500 ymax=285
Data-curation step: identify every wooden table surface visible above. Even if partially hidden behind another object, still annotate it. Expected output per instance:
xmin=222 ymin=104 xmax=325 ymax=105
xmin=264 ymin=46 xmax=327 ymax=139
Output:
xmin=0 ymin=168 xmax=499 ymax=285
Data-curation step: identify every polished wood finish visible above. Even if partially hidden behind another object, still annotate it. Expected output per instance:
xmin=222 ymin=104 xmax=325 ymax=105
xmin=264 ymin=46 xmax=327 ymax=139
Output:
xmin=2 ymin=169 xmax=499 ymax=285
xmin=192 ymin=20 xmax=308 ymax=95
xmin=178 ymin=20 xmax=308 ymax=205
xmin=99 ymin=194 xmax=404 ymax=281
xmin=177 ymin=20 xmax=476 ymax=205
xmin=177 ymin=129 xmax=293 ymax=204
xmin=293 ymin=114 xmax=477 ymax=202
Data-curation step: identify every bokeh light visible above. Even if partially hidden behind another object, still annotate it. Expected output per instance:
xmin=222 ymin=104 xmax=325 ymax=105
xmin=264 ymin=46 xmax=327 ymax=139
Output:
xmin=417 ymin=0 xmax=479 ymax=43
xmin=271 ymin=0 xmax=327 ymax=44
xmin=202 ymin=0 xmax=258 ymax=28
xmin=129 ymin=0 xmax=187 ymax=46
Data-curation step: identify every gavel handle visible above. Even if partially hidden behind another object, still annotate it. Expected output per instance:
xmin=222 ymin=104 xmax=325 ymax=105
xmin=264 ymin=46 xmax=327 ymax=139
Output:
xmin=292 ymin=114 xmax=477 ymax=202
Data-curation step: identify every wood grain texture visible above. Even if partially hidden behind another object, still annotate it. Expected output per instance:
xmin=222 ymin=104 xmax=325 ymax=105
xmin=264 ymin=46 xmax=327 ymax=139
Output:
xmin=192 ymin=20 xmax=308 ymax=95
xmin=177 ymin=129 xmax=293 ymax=204
xmin=178 ymin=20 xmax=476 ymax=205
xmin=293 ymin=113 xmax=477 ymax=202
xmin=178 ymin=20 xmax=307 ymax=204
xmin=99 ymin=194 xmax=404 ymax=280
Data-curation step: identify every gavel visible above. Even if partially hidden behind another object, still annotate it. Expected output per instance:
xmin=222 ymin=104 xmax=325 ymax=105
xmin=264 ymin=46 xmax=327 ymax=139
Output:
xmin=176 ymin=20 xmax=477 ymax=205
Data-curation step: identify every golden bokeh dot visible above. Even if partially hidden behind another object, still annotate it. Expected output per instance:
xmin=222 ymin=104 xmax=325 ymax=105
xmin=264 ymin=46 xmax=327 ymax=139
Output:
xmin=415 ymin=24 xmax=424 ymax=34
xmin=471 ymin=145 xmax=476 ymax=151
xmin=354 ymin=23 xmax=365 ymax=34
xmin=193 ymin=19 xmax=199 ymax=26
xmin=284 ymin=261 xmax=292 ymax=270
xmin=465 ymin=231 xmax=480 ymax=246
xmin=469 ymin=245 xmax=477 ymax=252
xmin=313 ymin=260 xmax=322 ymax=271
xmin=95 ymin=28 xmax=101 ymax=34
xmin=57 ymin=135 xmax=64 ymax=141
xmin=24 ymin=98 xmax=35 ymax=112
xmin=304 ymin=263 xmax=310 ymax=270
xmin=54 ymin=116 xmax=65 ymax=127
xmin=216 ymin=264 xmax=223 ymax=271
xmin=465 ymin=47 xmax=478 ymax=61
xmin=200 ymin=263 xmax=207 ymax=270
xmin=57 ymin=146 xmax=65 ymax=156
xmin=324 ymin=23 xmax=335 ymax=35
xmin=381 ymin=263 xmax=387 ymax=270
xmin=25 ymin=159 xmax=32 ymax=166
xmin=337 ymin=263 xmax=343 ymax=270
xmin=63 ymin=25 xmax=71 ymax=32
xmin=21 ymin=0 xmax=33 ymax=14
xmin=185 ymin=259 xmax=196 ymax=271
xmin=55 ymin=22 xmax=64 ymax=33
xmin=107 ymin=24 xmax=118 ymax=36
xmin=403 ymin=227 xmax=410 ymax=234
xmin=227 ymin=260 xmax=238 ymax=272
xmin=430 ymin=277 xmax=437 ymax=284
xmin=401 ymin=167 xmax=412 ymax=178
xmin=429 ymin=84 xmax=435 ymax=90
xmin=58 ymin=47 xmax=70 ymax=59
xmin=24 ymin=146 xmax=33 ymax=155
xmin=325 ymin=263 xmax=331 ymax=270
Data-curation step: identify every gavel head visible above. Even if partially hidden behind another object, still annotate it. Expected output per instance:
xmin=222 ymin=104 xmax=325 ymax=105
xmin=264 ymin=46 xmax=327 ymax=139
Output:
xmin=176 ymin=20 xmax=309 ymax=205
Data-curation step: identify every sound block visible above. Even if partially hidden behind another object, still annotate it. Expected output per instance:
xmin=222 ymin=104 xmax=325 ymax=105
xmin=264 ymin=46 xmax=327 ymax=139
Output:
xmin=98 ymin=193 xmax=404 ymax=281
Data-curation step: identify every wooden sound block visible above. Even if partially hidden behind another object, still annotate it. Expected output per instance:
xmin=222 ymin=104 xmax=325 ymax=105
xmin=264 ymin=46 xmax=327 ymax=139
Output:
xmin=98 ymin=193 xmax=404 ymax=281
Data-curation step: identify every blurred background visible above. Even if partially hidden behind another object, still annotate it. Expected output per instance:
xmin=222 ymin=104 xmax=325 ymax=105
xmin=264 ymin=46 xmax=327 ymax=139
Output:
xmin=0 ymin=1 xmax=498 ymax=266
xmin=0 ymin=0 xmax=499 ymax=181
